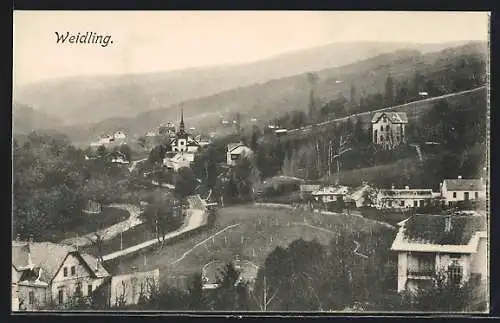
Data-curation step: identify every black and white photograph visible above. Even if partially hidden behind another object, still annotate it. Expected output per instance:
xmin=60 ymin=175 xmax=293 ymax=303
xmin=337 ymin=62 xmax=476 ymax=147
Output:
xmin=12 ymin=11 xmax=490 ymax=313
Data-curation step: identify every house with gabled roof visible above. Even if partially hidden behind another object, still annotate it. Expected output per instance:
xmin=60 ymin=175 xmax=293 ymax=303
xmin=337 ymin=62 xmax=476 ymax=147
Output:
xmin=226 ymin=142 xmax=253 ymax=166
xmin=371 ymin=111 xmax=408 ymax=149
xmin=440 ymin=176 xmax=486 ymax=206
xmin=12 ymin=240 xmax=110 ymax=311
xmin=391 ymin=214 xmax=487 ymax=293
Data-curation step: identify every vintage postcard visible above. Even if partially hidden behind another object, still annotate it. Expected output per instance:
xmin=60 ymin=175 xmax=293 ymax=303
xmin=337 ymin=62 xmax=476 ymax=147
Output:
xmin=12 ymin=11 xmax=490 ymax=314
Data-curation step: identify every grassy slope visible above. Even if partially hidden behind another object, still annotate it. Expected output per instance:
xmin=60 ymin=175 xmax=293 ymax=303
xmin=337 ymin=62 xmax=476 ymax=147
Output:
xmin=104 ymin=204 xmax=394 ymax=286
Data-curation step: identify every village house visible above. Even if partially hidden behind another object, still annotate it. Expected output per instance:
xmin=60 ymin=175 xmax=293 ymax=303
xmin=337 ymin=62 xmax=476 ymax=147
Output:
xmin=391 ymin=214 xmax=487 ymax=293
xmin=110 ymin=151 xmax=130 ymax=164
xmin=163 ymin=151 xmax=192 ymax=171
xmin=440 ymin=176 xmax=486 ymax=206
xmin=226 ymin=142 xmax=253 ymax=166
xmin=12 ymin=240 xmax=110 ymax=311
xmin=371 ymin=112 xmax=408 ymax=149
xmin=348 ymin=183 xmax=373 ymax=208
xmin=376 ymin=185 xmax=440 ymax=209
xmin=311 ymin=186 xmax=350 ymax=204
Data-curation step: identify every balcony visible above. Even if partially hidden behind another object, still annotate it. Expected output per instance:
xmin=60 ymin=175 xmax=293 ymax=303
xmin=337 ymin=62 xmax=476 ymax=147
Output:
xmin=407 ymin=265 xmax=435 ymax=279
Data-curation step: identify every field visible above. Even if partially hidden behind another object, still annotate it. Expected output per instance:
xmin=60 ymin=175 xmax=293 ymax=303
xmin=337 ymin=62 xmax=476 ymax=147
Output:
xmin=104 ymin=204 xmax=395 ymax=289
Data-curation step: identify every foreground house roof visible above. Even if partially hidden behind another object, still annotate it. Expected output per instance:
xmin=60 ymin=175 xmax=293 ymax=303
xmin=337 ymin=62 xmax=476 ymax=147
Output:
xmin=371 ymin=112 xmax=408 ymax=124
xmin=391 ymin=215 xmax=487 ymax=253
xmin=443 ymin=179 xmax=485 ymax=191
xmin=12 ymin=241 xmax=110 ymax=283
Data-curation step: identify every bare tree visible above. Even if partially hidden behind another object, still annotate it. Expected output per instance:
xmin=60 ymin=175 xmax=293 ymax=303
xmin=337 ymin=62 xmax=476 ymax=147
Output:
xmin=251 ymin=276 xmax=280 ymax=311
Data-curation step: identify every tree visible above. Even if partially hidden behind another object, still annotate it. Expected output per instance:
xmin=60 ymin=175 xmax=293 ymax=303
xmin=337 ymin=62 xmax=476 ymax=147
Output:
xmin=187 ymin=272 xmax=207 ymax=310
xmin=174 ymin=167 xmax=198 ymax=198
xmin=307 ymin=72 xmax=319 ymax=123
xmin=350 ymin=84 xmax=357 ymax=106
xmin=143 ymin=196 xmax=182 ymax=247
xmin=148 ymin=144 xmax=167 ymax=164
xmin=119 ymin=144 xmax=133 ymax=161
xmin=385 ymin=75 xmax=394 ymax=106
xmin=213 ymin=262 xmax=249 ymax=311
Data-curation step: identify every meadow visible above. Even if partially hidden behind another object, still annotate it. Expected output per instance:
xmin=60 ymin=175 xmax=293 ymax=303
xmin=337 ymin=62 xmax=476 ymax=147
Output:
xmin=104 ymin=204 xmax=395 ymax=288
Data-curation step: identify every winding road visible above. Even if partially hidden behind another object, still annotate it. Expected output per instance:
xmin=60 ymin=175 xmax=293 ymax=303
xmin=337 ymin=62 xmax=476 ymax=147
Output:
xmin=61 ymin=204 xmax=144 ymax=248
xmin=102 ymin=195 xmax=208 ymax=261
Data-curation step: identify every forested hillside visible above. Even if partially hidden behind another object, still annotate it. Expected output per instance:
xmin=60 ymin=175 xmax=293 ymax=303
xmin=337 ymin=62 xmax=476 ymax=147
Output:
xmin=14 ymin=42 xmax=487 ymax=144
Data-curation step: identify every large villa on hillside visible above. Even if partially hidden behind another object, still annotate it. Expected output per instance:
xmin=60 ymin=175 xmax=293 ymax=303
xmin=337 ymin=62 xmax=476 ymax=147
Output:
xmin=371 ymin=112 xmax=408 ymax=150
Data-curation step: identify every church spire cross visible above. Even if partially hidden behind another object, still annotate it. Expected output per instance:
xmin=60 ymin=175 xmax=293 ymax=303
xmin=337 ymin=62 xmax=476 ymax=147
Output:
xmin=179 ymin=108 xmax=185 ymax=133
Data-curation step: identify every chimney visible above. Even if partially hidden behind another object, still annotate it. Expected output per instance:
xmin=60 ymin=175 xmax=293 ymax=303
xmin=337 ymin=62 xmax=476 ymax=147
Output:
xmin=444 ymin=215 xmax=452 ymax=233
xmin=391 ymin=184 xmax=395 ymax=190
xmin=405 ymin=185 xmax=410 ymax=190
xmin=458 ymin=175 xmax=462 ymax=180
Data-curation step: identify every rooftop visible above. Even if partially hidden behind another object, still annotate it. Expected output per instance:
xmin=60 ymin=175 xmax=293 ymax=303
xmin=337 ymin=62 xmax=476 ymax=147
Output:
xmin=443 ymin=178 xmax=485 ymax=191
xmin=371 ymin=112 xmax=408 ymax=124
xmin=402 ymin=214 xmax=486 ymax=245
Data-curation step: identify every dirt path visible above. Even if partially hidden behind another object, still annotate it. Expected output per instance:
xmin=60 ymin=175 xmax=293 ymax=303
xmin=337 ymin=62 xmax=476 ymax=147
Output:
xmin=61 ymin=204 xmax=143 ymax=247
xmin=292 ymin=221 xmax=369 ymax=258
xmin=169 ymin=223 xmax=241 ymax=265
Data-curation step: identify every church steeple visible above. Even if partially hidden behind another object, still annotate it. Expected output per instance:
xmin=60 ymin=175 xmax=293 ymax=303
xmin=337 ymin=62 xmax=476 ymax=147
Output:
xmin=179 ymin=108 xmax=185 ymax=133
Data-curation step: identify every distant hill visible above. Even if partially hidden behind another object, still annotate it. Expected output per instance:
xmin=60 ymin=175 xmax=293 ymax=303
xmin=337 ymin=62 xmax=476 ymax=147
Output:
xmin=14 ymin=40 xmax=474 ymax=127
xmin=13 ymin=102 xmax=64 ymax=135
xmin=15 ymin=41 xmax=487 ymax=144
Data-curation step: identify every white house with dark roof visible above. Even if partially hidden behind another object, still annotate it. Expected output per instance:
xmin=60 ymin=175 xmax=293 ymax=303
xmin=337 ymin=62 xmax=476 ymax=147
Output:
xmin=226 ymin=142 xmax=253 ymax=166
xmin=371 ymin=112 xmax=408 ymax=149
xmin=376 ymin=185 xmax=440 ymax=209
xmin=440 ymin=176 xmax=486 ymax=206
xmin=12 ymin=240 xmax=110 ymax=311
xmin=391 ymin=215 xmax=487 ymax=293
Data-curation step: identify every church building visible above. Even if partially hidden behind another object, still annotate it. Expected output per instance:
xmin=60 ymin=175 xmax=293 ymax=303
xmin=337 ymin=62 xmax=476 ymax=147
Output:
xmin=163 ymin=109 xmax=201 ymax=168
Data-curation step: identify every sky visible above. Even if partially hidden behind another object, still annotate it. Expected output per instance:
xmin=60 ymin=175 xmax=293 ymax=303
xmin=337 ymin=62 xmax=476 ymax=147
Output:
xmin=13 ymin=11 xmax=489 ymax=86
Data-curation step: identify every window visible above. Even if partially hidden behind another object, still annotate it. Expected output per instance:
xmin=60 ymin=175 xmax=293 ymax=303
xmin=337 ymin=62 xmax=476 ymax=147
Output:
xmin=464 ymin=192 xmax=470 ymax=200
xmin=87 ymin=284 xmax=93 ymax=297
xmin=380 ymin=136 xmax=384 ymax=142
xmin=71 ymin=266 xmax=76 ymax=276
xmin=400 ymin=200 xmax=405 ymax=207
xmin=231 ymin=154 xmax=240 ymax=160
xmin=374 ymin=129 xmax=378 ymax=141
xmin=396 ymin=136 xmax=400 ymax=142
xmin=419 ymin=200 xmax=425 ymax=207
xmin=58 ymin=290 xmax=64 ymax=304
xmin=388 ymin=200 xmax=393 ymax=207
xmin=63 ymin=267 xmax=68 ymax=277
xmin=448 ymin=261 xmax=463 ymax=286
xmin=28 ymin=291 xmax=35 ymax=305
xmin=452 ymin=192 xmax=457 ymax=198
xmin=413 ymin=200 xmax=418 ymax=207
xmin=475 ymin=192 xmax=479 ymax=199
